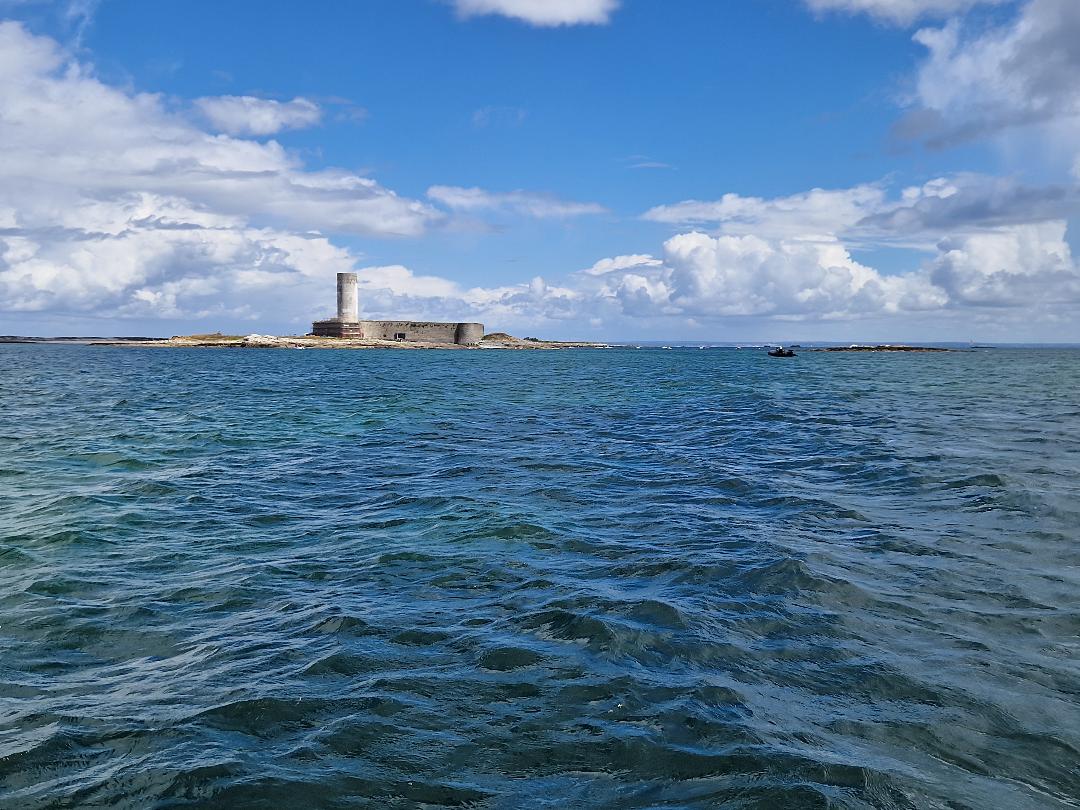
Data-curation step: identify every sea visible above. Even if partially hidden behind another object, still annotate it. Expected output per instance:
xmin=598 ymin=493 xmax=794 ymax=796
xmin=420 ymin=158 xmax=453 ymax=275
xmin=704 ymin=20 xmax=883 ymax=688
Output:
xmin=1 ymin=344 xmax=1077 ymax=809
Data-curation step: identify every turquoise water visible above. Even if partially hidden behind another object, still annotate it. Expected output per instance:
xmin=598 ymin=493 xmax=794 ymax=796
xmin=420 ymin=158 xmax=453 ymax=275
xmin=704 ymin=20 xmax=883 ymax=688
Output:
xmin=1 ymin=345 xmax=1078 ymax=809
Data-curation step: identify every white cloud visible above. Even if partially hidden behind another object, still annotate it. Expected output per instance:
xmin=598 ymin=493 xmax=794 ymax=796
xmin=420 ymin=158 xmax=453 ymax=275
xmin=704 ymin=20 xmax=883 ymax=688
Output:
xmin=62 ymin=0 xmax=98 ymax=44
xmin=804 ymin=0 xmax=1006 ymax=26
xmin=0 ymin=21 xmax=442 ymax=323
xmin=427 ymin=185 xmax=607 ymax=218
xmin=929 ymin=221 xmax=1080 ymax=306
xmin=0 ymin=23 xmax=437 ymax=238
xmin=0 ymin=193 xmax=357 ymax=319
xmin=585 ymin=232 xmax=947 ymax=321
xmin=356 ymin=264 xmax=463 ymax=301
xmin=450 ymin=0 xmax=619 ymax=26
xmin=643 ymin=185 xmax=888 ymax=240
xmin=195 ymin=95 xmax=323 ymax=136
xmin=581 ymin=254 xmax=661 ymax=276
xmin=899 ymin=0 xmax=1080 ymax=147
xmin=616 ymin=175 xmax=1080 ymax=326
xmin=642 ymin=174 xmax=1080 ymax=249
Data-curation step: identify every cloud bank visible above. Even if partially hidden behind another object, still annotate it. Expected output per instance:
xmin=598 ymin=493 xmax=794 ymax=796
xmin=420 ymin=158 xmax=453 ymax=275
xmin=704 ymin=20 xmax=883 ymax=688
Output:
xmin=339 ymin=173 xmax=1080 ymax=333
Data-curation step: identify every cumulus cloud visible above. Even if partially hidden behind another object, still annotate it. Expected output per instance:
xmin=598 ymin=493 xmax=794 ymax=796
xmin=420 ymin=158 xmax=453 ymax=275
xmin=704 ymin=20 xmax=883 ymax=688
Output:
xmin=620 ymin=175 xmax=1080 ymax=325
xmin=929 ymin=221 xmax=1080 ymax=306
xmin=0 ymin=192 xmax=357 ymax=319
xmin=582 ymin=232 xmax=947 ymax=321
xmin=0 ymin=21 xmax=442 ymax=322
xmin=427 ymin=186 xmax=607 ymax=218
xmin=0 ymin=23 xmax=436 ymax=238
xmin=898 ymin=0 xmax=1080 ymax=147
xmin=804 ymin=0 xmax=1006 ymax=25
xmin=194 ymin=95 xmax=323 ymax=136
xmin=450 ymin=0 xmax=619 ymax=26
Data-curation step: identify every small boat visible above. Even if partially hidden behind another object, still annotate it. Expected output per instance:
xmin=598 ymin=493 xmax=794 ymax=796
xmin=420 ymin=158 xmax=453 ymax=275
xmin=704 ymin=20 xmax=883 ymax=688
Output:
xmin=768 ymin=346 xmax=796 ymax=358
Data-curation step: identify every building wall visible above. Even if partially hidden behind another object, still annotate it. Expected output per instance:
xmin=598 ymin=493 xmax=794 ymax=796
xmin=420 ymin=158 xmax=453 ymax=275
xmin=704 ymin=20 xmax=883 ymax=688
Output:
xmin=310 ymin=319 xmax=484 ymax=344
xmin=311 ymin=320 xmax=364 ymax=338
xmin=361 ymin=321 xmax=484 ymax=345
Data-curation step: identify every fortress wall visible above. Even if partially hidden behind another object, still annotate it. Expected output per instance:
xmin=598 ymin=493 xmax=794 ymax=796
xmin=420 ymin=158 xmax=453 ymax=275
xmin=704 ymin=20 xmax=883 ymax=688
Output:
xmin=361 ymin=321 xmax=484 ymax=345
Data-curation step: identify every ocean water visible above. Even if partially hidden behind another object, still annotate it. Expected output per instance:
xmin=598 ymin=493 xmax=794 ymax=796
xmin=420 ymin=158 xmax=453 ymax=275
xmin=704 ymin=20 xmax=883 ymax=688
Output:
xmin=1 ymin=344 xmax=1078 ymax=809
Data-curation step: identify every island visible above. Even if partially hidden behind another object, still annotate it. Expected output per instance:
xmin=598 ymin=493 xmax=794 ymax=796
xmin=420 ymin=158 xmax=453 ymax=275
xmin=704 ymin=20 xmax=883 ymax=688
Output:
xmin=811 ymin=345 xmax=953 ymax=352
xmin=94 ymin=332 xmax=608 ymax=350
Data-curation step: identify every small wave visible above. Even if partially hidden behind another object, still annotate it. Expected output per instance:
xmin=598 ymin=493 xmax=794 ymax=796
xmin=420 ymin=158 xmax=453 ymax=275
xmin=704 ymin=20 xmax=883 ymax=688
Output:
xmin=941 ymin=473 xmax=1008 ymax=488
xmin=478 ymin=646 xmax=544 ymax=671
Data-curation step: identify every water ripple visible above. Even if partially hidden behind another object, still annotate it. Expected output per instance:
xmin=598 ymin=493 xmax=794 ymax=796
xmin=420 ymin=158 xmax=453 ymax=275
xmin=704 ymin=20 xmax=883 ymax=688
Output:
xmin=1 ymin=345 xmax=1078 ymax=808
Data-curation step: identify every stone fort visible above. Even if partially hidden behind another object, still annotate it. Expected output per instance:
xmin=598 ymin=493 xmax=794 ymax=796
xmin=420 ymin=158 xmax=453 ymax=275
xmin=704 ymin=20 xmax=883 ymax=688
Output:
xmin=311 ymin=273 xmax=484 ymax=345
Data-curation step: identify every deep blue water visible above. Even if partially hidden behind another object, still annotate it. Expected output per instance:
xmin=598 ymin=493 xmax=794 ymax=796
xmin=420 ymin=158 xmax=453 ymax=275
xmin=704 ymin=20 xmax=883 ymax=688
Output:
xmin=1 ymin=345 xmax=1078 ymax=809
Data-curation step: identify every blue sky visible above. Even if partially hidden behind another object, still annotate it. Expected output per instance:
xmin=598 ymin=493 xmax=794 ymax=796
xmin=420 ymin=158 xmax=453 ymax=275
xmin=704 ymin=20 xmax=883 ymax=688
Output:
xmin=1 ymin=0 xmax=1078 ymax=340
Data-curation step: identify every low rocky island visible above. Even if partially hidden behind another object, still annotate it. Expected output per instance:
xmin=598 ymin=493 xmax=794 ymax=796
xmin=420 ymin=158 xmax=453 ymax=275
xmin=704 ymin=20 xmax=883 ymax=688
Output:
xmin=94 ymin=332 xmax=609 ymax=350
xmin=812 ymin=345 xmax=953 ymax=352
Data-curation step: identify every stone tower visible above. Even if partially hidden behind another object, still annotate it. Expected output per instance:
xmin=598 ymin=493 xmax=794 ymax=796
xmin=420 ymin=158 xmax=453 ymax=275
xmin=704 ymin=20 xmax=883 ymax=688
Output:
xmin=336 ymin=272 xmax=358 ymax=322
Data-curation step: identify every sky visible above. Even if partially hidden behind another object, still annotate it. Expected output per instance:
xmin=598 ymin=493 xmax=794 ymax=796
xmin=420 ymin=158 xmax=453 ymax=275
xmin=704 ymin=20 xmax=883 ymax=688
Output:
xmin=1 ymin=0 xmax=1079 ymax=341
